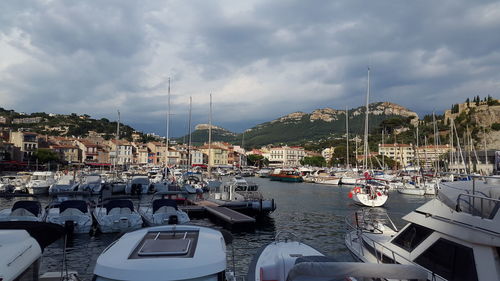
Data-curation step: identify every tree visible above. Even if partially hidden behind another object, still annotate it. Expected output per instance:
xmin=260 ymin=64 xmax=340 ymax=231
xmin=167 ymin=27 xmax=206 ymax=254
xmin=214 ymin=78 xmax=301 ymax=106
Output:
xmin=466 ymin=98 xmax=470 ymax=107
xmin=34 ymin=149 xmax=59 ymax=164
xmin=247 ymin=154 xmax=269 ymax=167
xmin=300 ymin=156 xmax=326 ymax=167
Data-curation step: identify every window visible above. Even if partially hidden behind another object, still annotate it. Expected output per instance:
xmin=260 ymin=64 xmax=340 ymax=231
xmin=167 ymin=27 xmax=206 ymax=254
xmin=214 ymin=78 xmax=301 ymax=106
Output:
xmin=415 ymin=238 xmax=478 ymax=281
xmin=391 ymin=223 xmax=433 ymax=252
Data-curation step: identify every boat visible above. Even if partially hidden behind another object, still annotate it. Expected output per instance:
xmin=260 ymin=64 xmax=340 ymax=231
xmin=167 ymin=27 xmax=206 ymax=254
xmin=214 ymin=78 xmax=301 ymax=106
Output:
xmin=26 ymin=171 xmax=56 ymax=195
xmin=345 ymin=175 xmax=500 ymax=281
xmin=0 ymin=221 xmax=79 ymax=281
xmin=0 ymin=199 xmax=44 ymax=222
xmin=348 ymin=178 xmax=389 ymax=207
xmin=0 ymin=175 xmax=18 ymax=193
xmin=208 ymin=176 xmax=276 ymax=215
xmin=125 ymin=175 xmax=152 ymax=195
xmin=138 ymin=192 xmax=190 ymax=226
xmin=269 ymin=169 xmax=303 ymax=182
xmin=93 ymin=198 xmax=143 ymax=233
xmin=79 ymin=174 xmax=104 ymax=194
xmin=92 ymin=225 xmax=236 ymax=281
xmin=49 ymin=174 xmax=80 ymax=194
xmin=44 ymin=199 xmax=93 ymax=234
xmin=181 ymin=172 xmax=206 ymax=194
xmin=396 ymin=183 xmax=426 ymax=195
xmin=248 ymin=231 xmax=427 ymax=281
xmin=310 ymin=170 xmax=341 ymax=185
xmin=257 ymin=168 xmax=272 ymax=178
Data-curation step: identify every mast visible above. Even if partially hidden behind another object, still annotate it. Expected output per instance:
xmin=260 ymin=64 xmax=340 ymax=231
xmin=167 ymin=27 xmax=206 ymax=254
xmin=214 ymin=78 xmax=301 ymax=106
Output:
xmin=208 ymin=93 xmax=212 ymax=177
xmin=363 ymin=67 xmax=370 ymax=169
xmin=381 ymin=128 xmax=384 ymax=170
xmin=165 ymin=77 xmax=171 ymax=168
xmin=114 ymin=110 xmax=120 ymax=171
xmin=188 ymin=96 xmax=192 ymax=169
xmin=355 ymin=135 xmax=358 ymax=170
xmin=432 ymin=112 xmax=438 ymax=175
xmin=345 ymin=106 xmax=349 ymax=169
xmin=416 ymin=124 xmax=420 ymax=169
xmin=483 ymin=127 xmax=488 ymax=165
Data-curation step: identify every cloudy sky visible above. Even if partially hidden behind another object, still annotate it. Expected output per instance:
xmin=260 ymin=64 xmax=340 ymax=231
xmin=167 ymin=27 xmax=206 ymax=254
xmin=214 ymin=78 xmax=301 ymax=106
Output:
xmin=1 ymin=0 xmax=499 ymax=137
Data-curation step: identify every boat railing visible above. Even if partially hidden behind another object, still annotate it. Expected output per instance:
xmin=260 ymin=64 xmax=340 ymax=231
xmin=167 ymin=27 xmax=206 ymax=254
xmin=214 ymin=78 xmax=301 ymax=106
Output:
xmin=345 ymin=226 xmax=447 ymax=281
xmin=456 ymin=193 xmax=500 ymax=219
xmin=345 ymin=210 xmax=399 ymax=234
xmin=275 ymin=231 xmax=300 ymax=243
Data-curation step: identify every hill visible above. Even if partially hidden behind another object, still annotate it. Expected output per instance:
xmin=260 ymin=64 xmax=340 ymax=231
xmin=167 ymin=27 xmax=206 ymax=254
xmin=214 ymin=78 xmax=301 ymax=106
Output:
xmin=0 ymin=108 xmax=138 ymax=140
xmin=180 ymin=102 xmax=419 ymax=148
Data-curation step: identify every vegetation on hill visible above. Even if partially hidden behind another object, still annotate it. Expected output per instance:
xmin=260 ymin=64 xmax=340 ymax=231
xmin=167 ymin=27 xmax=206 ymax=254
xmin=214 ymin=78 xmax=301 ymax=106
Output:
xmin=0 ymin=108 xmax=138 ymax=140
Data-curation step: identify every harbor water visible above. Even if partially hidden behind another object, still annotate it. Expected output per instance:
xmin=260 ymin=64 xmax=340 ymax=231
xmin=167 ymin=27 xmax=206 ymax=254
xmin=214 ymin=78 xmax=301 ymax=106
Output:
xmin=0 ymin=177 xmax=432 ymax=280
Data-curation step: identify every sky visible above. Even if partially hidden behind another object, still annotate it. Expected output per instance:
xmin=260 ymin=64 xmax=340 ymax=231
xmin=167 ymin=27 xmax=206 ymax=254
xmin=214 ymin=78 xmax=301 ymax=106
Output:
xmin=1 ymin=0 xmax=499 ymax=137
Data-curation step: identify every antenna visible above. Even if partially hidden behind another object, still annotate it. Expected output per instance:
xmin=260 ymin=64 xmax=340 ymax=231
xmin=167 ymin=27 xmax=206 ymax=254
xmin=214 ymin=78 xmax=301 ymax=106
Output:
xmin=208 ymin=93 xmax=212 ymax=177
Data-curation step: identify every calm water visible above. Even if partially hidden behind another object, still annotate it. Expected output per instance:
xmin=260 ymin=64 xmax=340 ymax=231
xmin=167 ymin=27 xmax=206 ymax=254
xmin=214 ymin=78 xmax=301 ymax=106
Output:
xmin=0 ymin=177 xmax=432 ymax=280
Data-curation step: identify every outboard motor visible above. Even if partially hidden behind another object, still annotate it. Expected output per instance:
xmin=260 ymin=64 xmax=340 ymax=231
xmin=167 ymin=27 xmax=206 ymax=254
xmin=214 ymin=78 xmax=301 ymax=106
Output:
xmin=168 ymin=215 xmax=178 ymax=225
xmin=65 ymin=220 xmax=75 ymax=235
xmin=131 ymin=184 xmax=142 ymax=196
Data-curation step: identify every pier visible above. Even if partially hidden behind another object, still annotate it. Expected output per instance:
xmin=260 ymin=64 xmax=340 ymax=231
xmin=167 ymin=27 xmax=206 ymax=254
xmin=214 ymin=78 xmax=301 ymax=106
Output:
xmin=186 ymin=199 xmax=256 ymax=229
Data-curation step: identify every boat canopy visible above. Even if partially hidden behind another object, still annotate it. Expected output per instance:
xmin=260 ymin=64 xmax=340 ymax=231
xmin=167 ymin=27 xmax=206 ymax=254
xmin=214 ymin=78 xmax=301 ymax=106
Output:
xmin=12 ymin=201 xmax=41 ymax=216
xmin=105 ymin=200 xmax=134 ymax=214
xmin=60 ymin=200 xmax=88 ymax=213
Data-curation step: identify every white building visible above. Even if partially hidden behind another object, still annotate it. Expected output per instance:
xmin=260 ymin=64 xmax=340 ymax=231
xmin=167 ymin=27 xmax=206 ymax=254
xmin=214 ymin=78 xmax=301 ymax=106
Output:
xmin=268 ymin=146 xmax=306 ymax=167
xmin=378 ymin=143 xmax=414 ymax=167
xmin=321 ymin=147 xmax=335 ymax=163
xmin=190 ymin=150 xmax=204 ymax=165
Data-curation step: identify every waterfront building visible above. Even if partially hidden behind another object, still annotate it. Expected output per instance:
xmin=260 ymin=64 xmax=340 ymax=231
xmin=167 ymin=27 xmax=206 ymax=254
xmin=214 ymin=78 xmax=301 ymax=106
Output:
xmin=50 ymin=144 xmax=81 ymax=164
xmin=74 ymin=139 xmax=99 ymax=163
xmin=0 ymin=116 xmax=8 ymax=124
xmin=9 ymin=131 xmax=38 ymax=162
xmin=107 ymin=139 xmax=133 ymax=165
xmin=268 ymin=146 xmax=306 ymax=167
xmin=378 ymin=143 xmax=414 ymax=167
xmin=146 ymin=142 xmax=166 ymax=165
xmin=415 ymin=144 xmax=454 ymax=169
xmin=200 ymin=145 xmax=229 ymax=167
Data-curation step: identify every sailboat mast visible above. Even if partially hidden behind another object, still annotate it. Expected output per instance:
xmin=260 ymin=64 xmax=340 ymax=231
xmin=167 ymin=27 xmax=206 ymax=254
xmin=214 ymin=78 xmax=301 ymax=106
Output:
xmin=114 ymin=110 xmax=120 ymax=171
xmin=381 ymin=128 xmax=384 ymax=170
xmin=483 ymin=127 xmax=488 ymax=165
xmin=416 ymin=124 xmax=420 ymax=168
xmin=208 ymin=93 xmax=212 ymax=177
xmin=363 ymin=67 xmax=370 ymax=169
xmin=433 ymin=112 xmax=438 ymax=174
xmin=346 ymin=106 xmax=349 ymax=169
xmin=188 ymin=96 xmax=192 ymax=169
xmin=165 ymin=77 xmax=170 ymax=167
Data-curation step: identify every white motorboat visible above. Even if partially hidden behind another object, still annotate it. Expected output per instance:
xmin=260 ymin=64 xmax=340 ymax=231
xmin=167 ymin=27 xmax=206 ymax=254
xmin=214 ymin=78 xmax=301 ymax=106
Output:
xmin=257 ymin=168 xmax=272 ymax=178
xmin=248 ymin=232 xmax=427 ymax=281
xmin=26 ymin=171 xmax=56 ymax=195
xmin=0 ymin=221 xmax=79 ymax=281
xmin=44 ymin=199 xmax=92 ymax=234
xmin=312 ymin=170 xmax=341 ymax=185
xmin=93 ymin=199 xmax=143 ymax=233
xmin=0 ymin=200 xmax=44 ymax=222
xmin=125 ymin=176 xmax=151 ymax=195
xmin=348 ymin=179 xmax=389 ymax=207
xmin=395 ymin=182 xmax=426 ymax=196
xmin=345 ymin=175 xmax=500 ymax=281
xmin=93 ymin=225 xmax=236 ymax=281
xmin=79 ymin=174 xmax=103 ymax=194
xmin=139 ymin=192 xmax=190 ymax=226
xmin=0 ymin=175 xmax=18 ymax=193
xmin=49 ymin=174 xmax=80 ymax=194
xmin=208 ymin=176 xmax=276 ymax=214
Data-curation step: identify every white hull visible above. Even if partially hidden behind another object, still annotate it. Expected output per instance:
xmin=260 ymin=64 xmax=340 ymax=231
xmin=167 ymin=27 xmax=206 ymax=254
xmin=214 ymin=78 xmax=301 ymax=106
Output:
xmin=314 ymin=177 xmax=341 ymax=185
xmin=341 ymin=177 xmax=359 ymax=185
xmin=139 ymin=207 xmax=190 ymax=226
xmin=45 ymin=208 xmax=92 ymax=234
xmin=352 ymin=193 xmax=388 ymax=207
xmin=248 ymin=241 xmax=324 ymax=281
xmin=93 ymin=207 xmax=143 ymax=233
xmin=397 ymin=187 xmax=426 ymax=196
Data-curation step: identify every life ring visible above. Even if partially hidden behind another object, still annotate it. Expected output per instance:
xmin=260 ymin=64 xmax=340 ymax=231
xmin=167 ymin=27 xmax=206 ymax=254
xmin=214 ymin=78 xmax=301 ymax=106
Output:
xmin=377 ymin=191 xmax=382 ymax=197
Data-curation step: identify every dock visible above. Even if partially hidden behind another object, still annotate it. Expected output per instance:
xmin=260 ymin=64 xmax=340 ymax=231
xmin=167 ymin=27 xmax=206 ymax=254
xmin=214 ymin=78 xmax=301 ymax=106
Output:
xmin=187 ymin=200 xmax=256 ymax=229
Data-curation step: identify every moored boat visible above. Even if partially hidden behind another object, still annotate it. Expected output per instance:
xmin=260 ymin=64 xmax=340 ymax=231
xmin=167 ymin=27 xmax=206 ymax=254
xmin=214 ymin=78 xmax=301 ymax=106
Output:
xmin=269 ymin=169 xmax=303 ymax=182
xmin=93 ymin=225 xmax=236 ymax=281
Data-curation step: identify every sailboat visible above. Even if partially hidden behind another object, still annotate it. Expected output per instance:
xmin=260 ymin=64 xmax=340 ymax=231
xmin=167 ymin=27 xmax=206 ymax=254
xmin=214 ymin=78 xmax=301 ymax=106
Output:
xmin=349 ymin=67 xmax=389 ymax=207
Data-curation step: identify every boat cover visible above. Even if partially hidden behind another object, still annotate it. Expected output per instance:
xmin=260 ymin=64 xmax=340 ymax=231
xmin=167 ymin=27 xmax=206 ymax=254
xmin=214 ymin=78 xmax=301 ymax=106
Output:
xmin=106 ymin=200 xmax=134 ymax=214
xmin=12 ymin=201 xmax=41 ymax=216
xmin=153 ymin=199 xmax=178 ymax=213
xmin=60 ymin=200 xmax=88 ymax=213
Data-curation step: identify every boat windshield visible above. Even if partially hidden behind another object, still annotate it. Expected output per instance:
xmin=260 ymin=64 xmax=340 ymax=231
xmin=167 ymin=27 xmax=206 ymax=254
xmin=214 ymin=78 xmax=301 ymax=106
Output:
xmin=93 ymin=272 xmax=226 ymax=281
